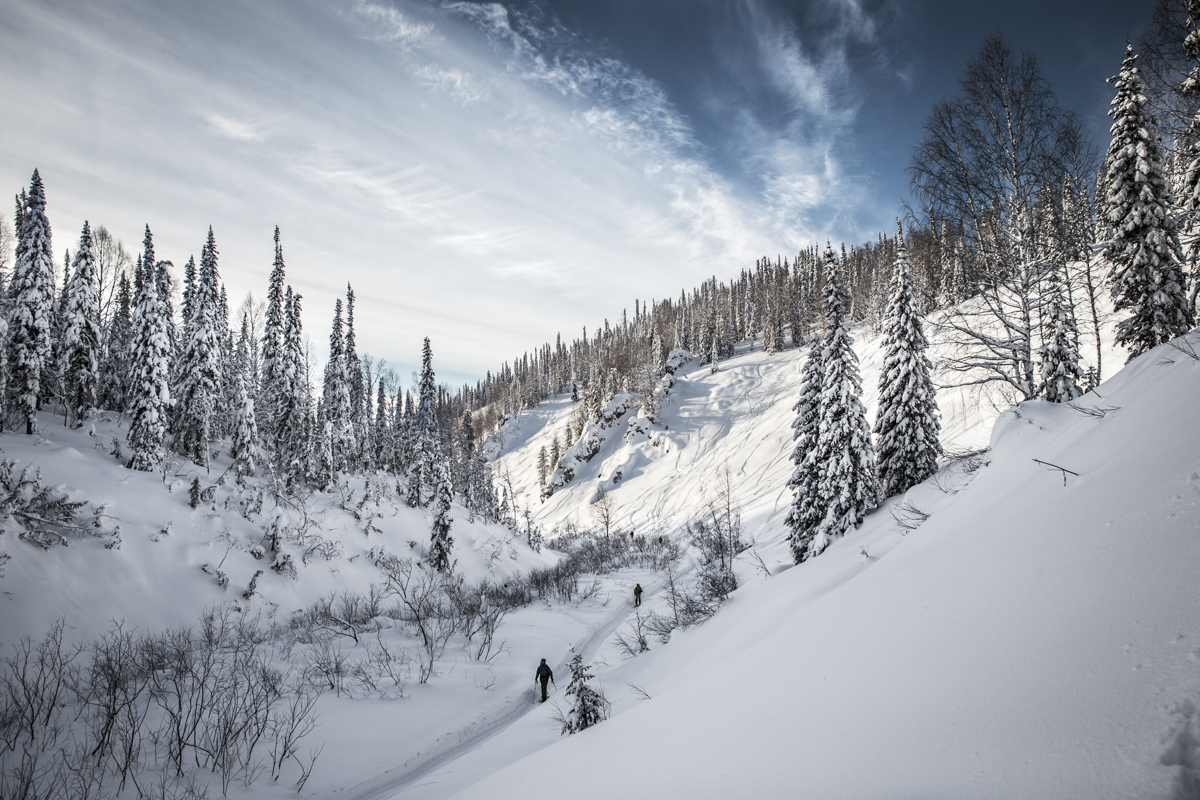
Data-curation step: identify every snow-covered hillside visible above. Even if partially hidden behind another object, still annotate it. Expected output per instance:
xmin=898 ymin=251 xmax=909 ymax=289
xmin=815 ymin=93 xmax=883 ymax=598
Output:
xmin=3 ymin=309 xmax=1196 ymax=800
xmin=451 ymin=331 xmax=1200 ymax=798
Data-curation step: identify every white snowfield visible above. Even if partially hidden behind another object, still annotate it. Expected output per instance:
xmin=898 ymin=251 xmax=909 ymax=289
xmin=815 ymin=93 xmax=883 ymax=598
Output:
xmin=1 ymin=311 xmax=1197 ymax=799
xmin=458 ymin=330 xmax=1200 ymax=800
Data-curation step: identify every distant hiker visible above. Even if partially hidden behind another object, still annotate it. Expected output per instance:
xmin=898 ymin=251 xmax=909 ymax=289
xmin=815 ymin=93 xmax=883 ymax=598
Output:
xmin=536 ymin=658 xmax=555 ymax=702
xmin=633 ymin=583 xmax=643 ymax=607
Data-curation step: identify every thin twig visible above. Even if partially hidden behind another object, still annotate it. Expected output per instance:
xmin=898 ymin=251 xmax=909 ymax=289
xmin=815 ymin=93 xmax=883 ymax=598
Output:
xmin=1032 ymin=458 xmax=1079 ymax=486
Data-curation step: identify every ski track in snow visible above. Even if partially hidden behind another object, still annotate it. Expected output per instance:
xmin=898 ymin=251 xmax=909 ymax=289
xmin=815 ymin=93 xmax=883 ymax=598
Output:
xmin=345 ymin=589 xmax=641 ymax=800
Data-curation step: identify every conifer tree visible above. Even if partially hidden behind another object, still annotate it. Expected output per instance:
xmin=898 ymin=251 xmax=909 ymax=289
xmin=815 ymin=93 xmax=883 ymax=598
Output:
xmin=60 ymin=221 xmax=102 ymax=427
xmin=127 ymin=261 xmax=172 ymax=470
xmin=454 ymin=407 xmax=475 ymax=496
xmin=176 ymin=228 xmax=222 ymax=467
xmin=230 ymin=368 xmax=262 ymax=478
xmin=345 ymin=283 xmax=365 ymax=429
xmin=1040 ymin=267 xmax=1085 ymax=403
xmin=811 ymin=248 xmax=878 ymax=557
xmin=874 ymin=222 xmax=941 ymax=499
xmin=1104 ymin=45 xmax=1194 ymax=361
xmin=319 ymin=298 xmax=355 ymax=483
xmin=276 ymin=287 xmax=310 ymax=481
xmin=181 ymin=255 xmax=197 ymax=327
xmin=9 ymin=170 xmax=55 ymax=434
xmin=259 ymin=228 xmax=287 ymax=451
xmin=560 ymin=648 xmax=608 ymax=734
xmin=786 ymin=332 xmax=824 ymax=563
xmin=374 ymin=380 xmax=391 ymax=470
xmin=1179 ymin=0 xmax=1200 ymax=317
xmin=537 ymin=446 xmax=548 ymax=487
xmin=147 ymin=228 xmax=178 ymax=360
xmin=428 ymin=459 xmax=454 ymax=572
xmin=407 ymin=337 xmax=439 ymax=507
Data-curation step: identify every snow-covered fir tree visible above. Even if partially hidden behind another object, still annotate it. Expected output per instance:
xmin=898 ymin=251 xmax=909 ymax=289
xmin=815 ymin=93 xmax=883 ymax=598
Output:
xmin=1103 ymin=44 xmax=1194 ymax=361
xmin=344 ymin=284 xmax=365 ymax=436
xmin=428 ymin=459 xmax=454 ymax=572
xmin=874 ymin=221 xmax=941 ymax=499
xmin=786 ymin=332 xmax=825 ymax=563
xmin=59 ymin=221 xmax=102 ymax=428
xmin=1040 ymin=267 xmax=1085 ymax=403
xmin=1179 ymin=0 xmax=1200 ymax=318
xmin=181 ymin=254 xmax=197 ymax=327
xmin=175 ymin=228 xmax=222 ymax=468
xmin=811 ymin=248 xmax=878 ymax=558
xmin=318 ymin=298 xmax=355 ymax=484
xmin=407 ymin=337 xmax=440 ymax=507
xmin=126 ymin=259 xmax=173 ymax=471
xmin=9 ymin=170 xmax=55 ymax=435
xmin=275 ymin=287 xmax=311 ymax=482
xmin=561 ymin=648 xmax=608 ymax=735
xmin=259 ymin=228 xmax=287 ymax=453
xmin=230 ymin=368 xmax=262 ymax=479
xmin=374 ymin=380 xmax=392 ymax=471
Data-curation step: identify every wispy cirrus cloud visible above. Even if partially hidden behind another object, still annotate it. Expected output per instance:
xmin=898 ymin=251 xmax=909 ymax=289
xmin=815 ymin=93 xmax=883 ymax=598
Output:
xmin=0 ymin=0 xmax=888 ymax=385
xmin=202 ymin=111 xmax=263 ymax=142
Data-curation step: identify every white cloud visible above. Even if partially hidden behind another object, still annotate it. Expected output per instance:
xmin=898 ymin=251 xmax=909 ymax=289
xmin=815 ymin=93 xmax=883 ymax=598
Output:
xmin=0 ymin=0 xmax=882 ymax=384
xmin=351 ymin=0 xmax=435 ymax=46
xmin=202 ymin=111 xmax=262 ymax=142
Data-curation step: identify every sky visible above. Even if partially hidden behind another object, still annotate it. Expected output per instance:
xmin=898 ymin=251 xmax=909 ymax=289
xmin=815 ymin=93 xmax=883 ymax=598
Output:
xmin=0 ymin=0 xmax=1154 ymax=389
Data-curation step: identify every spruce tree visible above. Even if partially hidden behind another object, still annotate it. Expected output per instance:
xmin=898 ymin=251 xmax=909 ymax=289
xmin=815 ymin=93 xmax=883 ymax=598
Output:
xmin=874 ymin=221 xmax=941 ymax=499
xmin=60 ymin=221 xmax=102 ymax=428
xmin=345 ymin=283 xmax=365 ymax=429
xmin=455 ymin=407 xmax=475 ymax=496
xmin=785 ymin=332 xmax=824 ymax=563
xmin=1040 ymin=267 xmax=1085 ymax=403
xmin=407 ymin=337 xmax=439 ymax=507
xmin=181 ymin=255 xmax=197 ymax=327
xmin=230 ymin=370 xmax=262 ymax=478
xmin=319 ymin=298 xmax=355 ymax=483
xmin=374 ymin=380 xmax=391 ymax=470
xmin=1104 ymin=44 xmax=1194 ymax=361
xmin=9 ymin=170 xmax=55 ymax=435
xmin=537 ymin=446 xmax=548 ymax=487
xmin=176 ymin=228 xmax=222 ymax=467
xmin=127 ymin=262 xmax=172 ymax=470
xmin=811 ymin=248 xmax=878 ymax=557
xmin=428 ymin=459 xmax=454 ymax=572
xmin=561 ymin=649 xmax=608 ymax=734
xmin=276 ymin=287 xmax=310 ymax=481
xmin=1180 ymin=0 xmax=1200 ymax=317
xmin=259 ymin=228 xmax=287 ymax=452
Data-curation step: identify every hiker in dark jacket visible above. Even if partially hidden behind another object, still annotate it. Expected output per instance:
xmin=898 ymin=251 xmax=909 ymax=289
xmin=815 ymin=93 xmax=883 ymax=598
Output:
xmin=633 ymin=583 xmax=643 ymax=607
xmin=535 ymin=658 xmax=555 ymax=702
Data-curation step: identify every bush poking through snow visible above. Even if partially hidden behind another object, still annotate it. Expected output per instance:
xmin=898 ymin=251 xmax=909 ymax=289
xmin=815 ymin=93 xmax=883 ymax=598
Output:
xmin=0 ymin=459 xmax=95 ymax=549
xmin=614 ymin=608 xmax=652 ymax=658
xmin=0 ymin=610 xmax=323 ymax=798
xmin=271 ymin=552 xmax=297 ymax=580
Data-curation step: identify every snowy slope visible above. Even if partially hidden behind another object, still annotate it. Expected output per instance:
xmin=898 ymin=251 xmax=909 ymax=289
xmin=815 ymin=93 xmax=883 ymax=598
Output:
xmin=494 ymin=309 xmax=1123 ymax=572
xmin=451 ymin=330 xmax=1200 ymax=799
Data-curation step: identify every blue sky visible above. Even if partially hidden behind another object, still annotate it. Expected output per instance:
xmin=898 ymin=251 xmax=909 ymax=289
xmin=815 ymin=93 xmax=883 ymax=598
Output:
xmin=0 ymin=0 xmax=1153 ymax=388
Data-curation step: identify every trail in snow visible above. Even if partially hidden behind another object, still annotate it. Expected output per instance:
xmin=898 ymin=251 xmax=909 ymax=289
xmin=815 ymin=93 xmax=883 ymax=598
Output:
xmin=346 ymin=584 xmax=644 ymax=800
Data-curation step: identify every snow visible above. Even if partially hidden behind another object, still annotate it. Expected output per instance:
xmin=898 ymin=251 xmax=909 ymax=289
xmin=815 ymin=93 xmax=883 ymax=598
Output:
xmin=2 ymin=298 xmax=1196 ymax=798
xmin=452 ymin=329 xmax=1200 ymax=800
